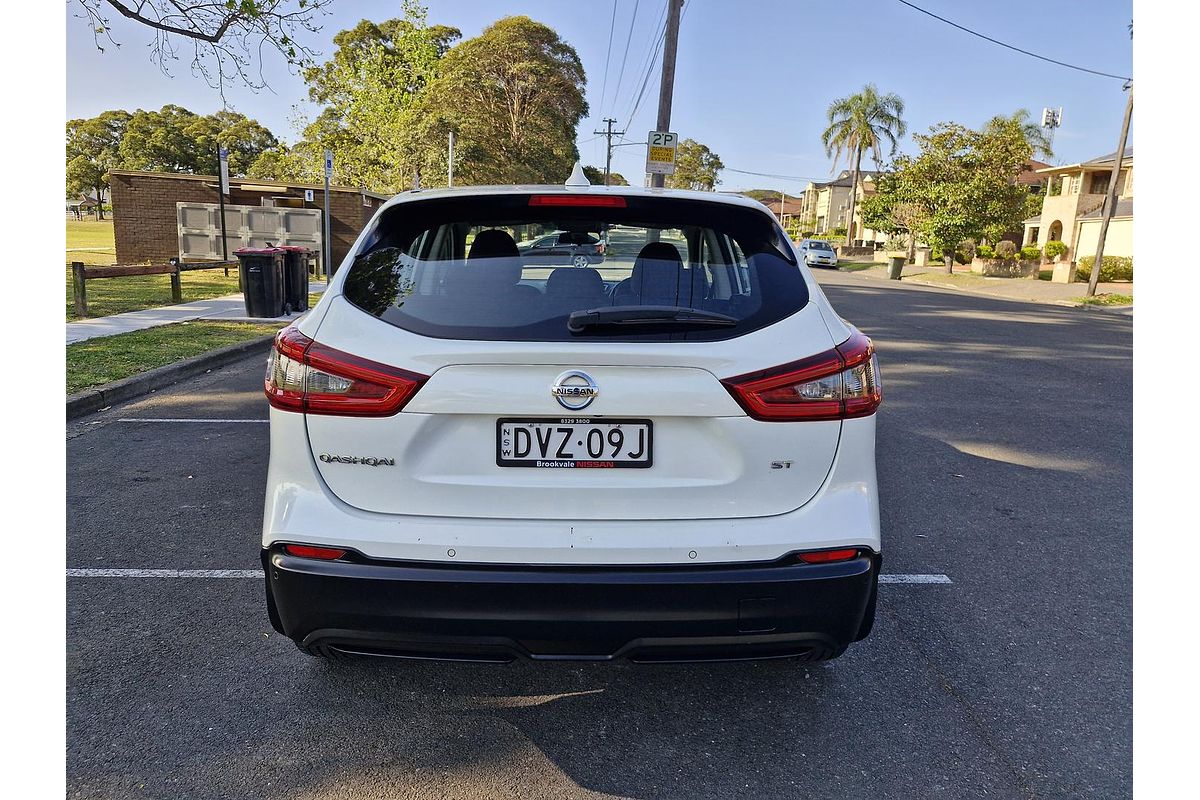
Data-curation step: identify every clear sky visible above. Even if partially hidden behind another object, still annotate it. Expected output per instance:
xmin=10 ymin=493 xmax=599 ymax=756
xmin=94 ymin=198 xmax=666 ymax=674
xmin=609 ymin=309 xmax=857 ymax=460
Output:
xmin=65 ymin=0 xmax=1133 ymax=191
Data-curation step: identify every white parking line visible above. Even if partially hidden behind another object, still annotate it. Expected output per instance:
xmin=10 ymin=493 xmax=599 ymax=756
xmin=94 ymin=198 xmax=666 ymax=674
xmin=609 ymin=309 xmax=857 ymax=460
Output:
xmin=117 ymin=418 xmax=268 ymax=424
xmin=878 ymin=574 xmax=953 ymax=584
xmin=66 ymin=569 xmax=952 ymax=583
xmin=67 ymin=569 xmax=263 ymax=578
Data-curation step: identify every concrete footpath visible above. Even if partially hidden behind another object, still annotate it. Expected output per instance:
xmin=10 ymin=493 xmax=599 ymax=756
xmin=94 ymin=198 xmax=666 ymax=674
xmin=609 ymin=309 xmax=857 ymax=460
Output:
xmin=66 ymin=282 xmax=326 ymax=344
xmin=836 ymin=262 xmax=1133 ymax=311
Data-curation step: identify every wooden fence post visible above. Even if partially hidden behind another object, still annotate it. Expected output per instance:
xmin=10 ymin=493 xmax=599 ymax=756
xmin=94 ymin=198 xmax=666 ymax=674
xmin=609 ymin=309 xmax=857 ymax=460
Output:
xmin=71 ymin=261 xmax=87 ymax=318
xmin=170 ymin=264 xmax=183 ymax=304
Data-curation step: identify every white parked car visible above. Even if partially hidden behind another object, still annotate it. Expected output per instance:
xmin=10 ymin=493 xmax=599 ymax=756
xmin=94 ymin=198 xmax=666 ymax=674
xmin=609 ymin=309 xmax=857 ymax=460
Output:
xmin=261 ymin=182 xmax=882 ymax=663
xmin=798 ymin=238 xmax=839 ymax=268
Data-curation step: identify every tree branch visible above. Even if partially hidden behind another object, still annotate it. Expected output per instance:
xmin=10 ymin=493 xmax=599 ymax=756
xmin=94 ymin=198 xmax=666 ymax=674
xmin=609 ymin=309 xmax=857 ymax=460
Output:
xmin=102 ymin=0 xmax=240 ymax=43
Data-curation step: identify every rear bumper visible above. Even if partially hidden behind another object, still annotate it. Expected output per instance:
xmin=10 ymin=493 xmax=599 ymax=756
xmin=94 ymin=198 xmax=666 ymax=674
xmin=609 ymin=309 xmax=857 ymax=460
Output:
xmin=263 ymin=546 xmax=880 ymax=662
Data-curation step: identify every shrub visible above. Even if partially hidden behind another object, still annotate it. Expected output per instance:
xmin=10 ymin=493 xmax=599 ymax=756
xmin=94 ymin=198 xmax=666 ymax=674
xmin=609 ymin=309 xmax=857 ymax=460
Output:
xmin=1020 ymin=245 xmax=1042 ymax=261
xmin=930 ymin=245 xmax=970 ymax=264
xmin=995 ymin=240 xmax=1018 ymax=260
xmin=1075 ymin=255 xmax=1133 ymax=282
xmin=975 ymin=244 xmax=996 ymax=259
xmin=831 ymin=226 xmax=847 ymax=237
xmin=1044 ymin=240 xmax=1068 ymax=260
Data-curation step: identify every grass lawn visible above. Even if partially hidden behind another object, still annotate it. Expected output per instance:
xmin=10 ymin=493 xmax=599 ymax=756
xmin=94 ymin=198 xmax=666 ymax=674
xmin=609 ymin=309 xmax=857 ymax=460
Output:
xmin=67 ymin=321 xmax=283 ymax=395
xmin=837 ymin=262 xmax=885 ymax=272
xmin=66 ymin=219 xmax=117 ymax=266
xmin=66 ymin=219 xmax=246 ymax=320
xmin=1078 ymin=293 xmax=1134 ymax=306
xmin=65 ymin=266 xmax=243 ymax=320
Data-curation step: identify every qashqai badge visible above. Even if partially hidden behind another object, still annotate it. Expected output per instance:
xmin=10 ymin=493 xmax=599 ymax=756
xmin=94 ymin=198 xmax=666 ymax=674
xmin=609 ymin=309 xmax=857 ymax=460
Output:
xmin=551 ymin=370 xmax=598 ymax=410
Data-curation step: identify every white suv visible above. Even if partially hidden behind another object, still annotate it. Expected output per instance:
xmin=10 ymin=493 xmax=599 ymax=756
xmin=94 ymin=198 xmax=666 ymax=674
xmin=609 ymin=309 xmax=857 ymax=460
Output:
xmin=261 ymin=184 xmax=882 ymax=663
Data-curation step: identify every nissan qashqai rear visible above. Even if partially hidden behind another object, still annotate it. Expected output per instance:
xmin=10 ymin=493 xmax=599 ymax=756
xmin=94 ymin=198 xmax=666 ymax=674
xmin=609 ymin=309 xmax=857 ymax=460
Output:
xmin=261 ymin=185 xmax=882 ymax=663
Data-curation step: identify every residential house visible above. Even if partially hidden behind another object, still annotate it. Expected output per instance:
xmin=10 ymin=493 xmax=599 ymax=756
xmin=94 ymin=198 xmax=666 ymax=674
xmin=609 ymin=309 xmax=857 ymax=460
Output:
xmin=1023 ymin=148 xmax=1132 ymax=260
xmin=759 ymin=196 xmax=807 ymax=228
xmin=798 ymin=170 xmax=888 ymax=245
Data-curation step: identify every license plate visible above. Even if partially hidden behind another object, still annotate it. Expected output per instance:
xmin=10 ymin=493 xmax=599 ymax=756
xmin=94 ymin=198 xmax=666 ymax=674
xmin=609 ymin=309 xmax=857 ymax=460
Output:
xmin=497 ymin=418 xmax=652 ymax=468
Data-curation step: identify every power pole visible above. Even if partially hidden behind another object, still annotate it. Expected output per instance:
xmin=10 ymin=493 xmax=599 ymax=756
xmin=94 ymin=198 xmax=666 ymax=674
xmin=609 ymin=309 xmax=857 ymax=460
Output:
xmin=1086 ymin=83 xmax=1133 ymax=297
xmin=593 ymin=118 xmax=624 ymax=185
xmin=649 ymin=0 xmax=684 ymax=190
xmin=447 ymin=131 xmax=455 ymax=188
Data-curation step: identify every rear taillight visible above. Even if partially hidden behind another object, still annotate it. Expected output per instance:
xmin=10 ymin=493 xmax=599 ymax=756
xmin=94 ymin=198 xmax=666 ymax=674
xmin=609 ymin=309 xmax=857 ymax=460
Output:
xmin=265 ymin=327 xmax=427 ymax=416
xmin=722 ymin=331 xmax=881 ymax=421
xmin=797 ymin=548 xmax=860 ymax=564
xmin=283 ymin=544 xmax=347 ymax=560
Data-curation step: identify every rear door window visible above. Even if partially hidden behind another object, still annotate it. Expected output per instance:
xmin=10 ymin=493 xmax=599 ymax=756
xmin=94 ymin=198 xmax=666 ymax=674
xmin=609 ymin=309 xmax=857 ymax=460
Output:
xmin=341 ymin=194 xmax=808 ymax=342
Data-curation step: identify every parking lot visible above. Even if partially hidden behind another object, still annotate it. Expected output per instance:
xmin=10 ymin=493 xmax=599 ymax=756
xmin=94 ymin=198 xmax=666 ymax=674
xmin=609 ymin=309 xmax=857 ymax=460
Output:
xmin=66 ymin=271 xmax=1131 ymax=799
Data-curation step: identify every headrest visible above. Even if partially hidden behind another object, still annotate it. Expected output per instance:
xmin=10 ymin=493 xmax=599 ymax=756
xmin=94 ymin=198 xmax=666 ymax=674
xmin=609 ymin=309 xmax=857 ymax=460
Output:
xmin=468 ymin=229 xmax=520 ymax=260
xmin=633 ymin=241 xmax=683 ymax=271
xmin=546 ymin=267 xmax=604 ymax=297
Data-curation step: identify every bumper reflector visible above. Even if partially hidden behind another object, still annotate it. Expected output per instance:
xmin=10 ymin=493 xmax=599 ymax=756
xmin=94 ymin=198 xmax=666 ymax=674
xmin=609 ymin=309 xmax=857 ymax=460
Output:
xmin=797 ymin=548 xmax=860 ymax=564
xmin=283 ymin=544 xmax=348 ymax=561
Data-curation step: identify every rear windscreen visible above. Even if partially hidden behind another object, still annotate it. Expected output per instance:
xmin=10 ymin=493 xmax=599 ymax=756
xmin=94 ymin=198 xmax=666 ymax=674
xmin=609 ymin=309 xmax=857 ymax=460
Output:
xmin=341 ymin=194 xmax=808 ymax=342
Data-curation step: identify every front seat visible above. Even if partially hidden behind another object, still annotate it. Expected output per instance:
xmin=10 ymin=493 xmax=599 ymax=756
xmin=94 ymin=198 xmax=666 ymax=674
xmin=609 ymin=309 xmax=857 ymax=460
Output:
xmin=467 ymin=229 xmax=540 ymax=302
xmin=613 ymin=242 xmax=685 ymax=305
xmin=543 ymin=267 xmax=607 ymax=315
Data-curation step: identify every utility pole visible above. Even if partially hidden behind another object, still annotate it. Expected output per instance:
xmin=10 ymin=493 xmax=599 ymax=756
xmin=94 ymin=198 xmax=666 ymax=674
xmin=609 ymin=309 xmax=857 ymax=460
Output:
xmin=447 ymin=131 xmax=455 ymax=188
xmin=649 ymin=0 xmax=684 ymax=190
xmin=593 ymin=118 xmax=623 ymax=185
xmin=1087 ymin=83 xmax=1133 ymax=297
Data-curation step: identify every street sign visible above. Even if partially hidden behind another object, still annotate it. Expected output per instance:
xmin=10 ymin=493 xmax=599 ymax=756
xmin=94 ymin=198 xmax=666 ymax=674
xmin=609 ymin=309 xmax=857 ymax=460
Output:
xmin=304 ymin=189 xmax=314 ymax=202
xmin=645 ymin=131 xmax=678 ymax=175
xmin=218 ymin=146 xmax=230 ymax=196
xmin=324 ymin=150 xmax=334 ymax=180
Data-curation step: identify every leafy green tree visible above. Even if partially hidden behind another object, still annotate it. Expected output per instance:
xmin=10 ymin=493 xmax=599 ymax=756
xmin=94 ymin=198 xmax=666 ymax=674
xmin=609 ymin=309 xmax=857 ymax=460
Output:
xmin=66 ymin=109 xmax=132 ymax=218
xmin=983 ymin=109 xmax=1054 ymax=161
xmin=117 ymin=105 xmax=278 ymax=176
xmin=665 ymin=139 xmax=724 ymax=191
xmin=583 ymin=166 xmax=629 ymax=186
xmin=246 ymin=145 xmax=306 ymax=182
xmin=881 ymin=120 xmax=1034 ymax=273
xmin=295 ymin=6 xmax=461 ymax=190
xmin=418 ymin=16 xmax=588 ymax=185
xmin=821 ymin=84 xmax=906 ymax=245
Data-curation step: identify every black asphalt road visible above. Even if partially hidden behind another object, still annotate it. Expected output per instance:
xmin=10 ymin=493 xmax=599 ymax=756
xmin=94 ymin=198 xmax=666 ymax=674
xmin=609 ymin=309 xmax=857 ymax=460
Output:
xmin=66 ymin=273 xmax=1131 ymax=799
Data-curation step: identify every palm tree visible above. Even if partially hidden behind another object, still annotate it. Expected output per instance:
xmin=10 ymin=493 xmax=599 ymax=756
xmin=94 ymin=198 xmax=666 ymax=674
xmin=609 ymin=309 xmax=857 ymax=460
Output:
xmin=984 ymin=109 xmax=1054 ymax=161
xmin=821 ymin=85 xmax=906 ymax=247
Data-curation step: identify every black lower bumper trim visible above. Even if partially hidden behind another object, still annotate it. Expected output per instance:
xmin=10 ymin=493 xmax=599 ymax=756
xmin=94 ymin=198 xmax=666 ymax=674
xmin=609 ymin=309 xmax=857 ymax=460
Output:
xmin=263 ymin=547 xmax=880 ymax=663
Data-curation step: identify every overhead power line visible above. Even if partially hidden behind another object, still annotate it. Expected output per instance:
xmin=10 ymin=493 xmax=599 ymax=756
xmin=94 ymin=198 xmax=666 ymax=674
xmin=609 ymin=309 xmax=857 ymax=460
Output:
xmin=610 ymin=0 xmax=641 ymax=116
xmin=626 ymin=0 xmax=692 ymax=129
xmin=896 ymin=0 xmax=1131 ymax=82
xmin=597 ymin=0 xmax=618 ymax=113
xmin=724 ymin=167 xmax=820 ymax=183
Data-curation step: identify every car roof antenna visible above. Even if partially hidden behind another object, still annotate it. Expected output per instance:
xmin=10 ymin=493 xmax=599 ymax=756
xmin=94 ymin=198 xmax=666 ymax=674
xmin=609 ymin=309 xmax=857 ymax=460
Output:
xmin=565 ymin=161 xmax=590 ymax=187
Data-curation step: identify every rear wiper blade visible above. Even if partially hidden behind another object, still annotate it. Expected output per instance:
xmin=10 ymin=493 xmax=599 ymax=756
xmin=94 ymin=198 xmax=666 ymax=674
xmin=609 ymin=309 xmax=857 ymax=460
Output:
xmin=568 ymin=305 xmax=738 ymax=333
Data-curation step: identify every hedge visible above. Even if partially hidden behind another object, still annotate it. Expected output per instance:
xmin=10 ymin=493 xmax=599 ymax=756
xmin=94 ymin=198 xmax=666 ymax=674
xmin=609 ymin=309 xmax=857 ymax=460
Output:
xmin=1075 ymin=255 xmax=1133 ymax=282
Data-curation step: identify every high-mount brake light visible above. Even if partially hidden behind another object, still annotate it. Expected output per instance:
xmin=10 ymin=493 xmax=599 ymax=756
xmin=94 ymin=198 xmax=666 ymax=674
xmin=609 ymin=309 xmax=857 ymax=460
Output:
xmin=283 ymin=544 xmax=347 ymax=560
xmin=528 ymin=194 xmax=628 ymax=208
xmin=797 ymin=548 xmax=860 ymax=564
xmin=264 ymin=327 xmax=427 ymax=416
xmin=721 ymin=331 xmax=882 ymax=421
